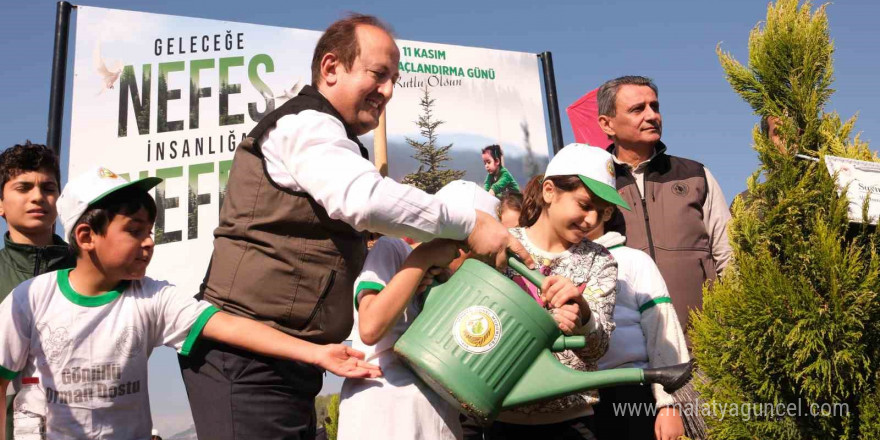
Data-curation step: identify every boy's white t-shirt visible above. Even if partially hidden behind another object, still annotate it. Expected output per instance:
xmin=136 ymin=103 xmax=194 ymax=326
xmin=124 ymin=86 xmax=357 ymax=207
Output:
xmin=0 ymin=269 xmax=217 ymax=440
xmin=350 ymin=236 xmax=420 ymax=363
xmin=340 ymin=237 xmax=461 ymax=440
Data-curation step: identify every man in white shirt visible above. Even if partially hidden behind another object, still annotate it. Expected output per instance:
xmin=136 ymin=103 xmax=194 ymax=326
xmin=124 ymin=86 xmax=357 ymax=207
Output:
xmin=179 ymin=14 xmax=533 ymax=440
xmin=597 ymin=75 xmax=732 ymax=336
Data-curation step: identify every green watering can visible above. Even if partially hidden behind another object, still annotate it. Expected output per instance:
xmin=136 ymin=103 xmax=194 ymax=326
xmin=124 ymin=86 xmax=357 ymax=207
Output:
xmin=394 ymin=257 xmax=693 ymax=423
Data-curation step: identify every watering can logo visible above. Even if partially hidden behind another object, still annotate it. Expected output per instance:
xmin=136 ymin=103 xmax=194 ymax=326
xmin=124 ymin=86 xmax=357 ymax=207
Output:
xmin=454 ymin=306 xmax=502 ymax=353
xmin=395 ymin=256 xmax=693 ymax=423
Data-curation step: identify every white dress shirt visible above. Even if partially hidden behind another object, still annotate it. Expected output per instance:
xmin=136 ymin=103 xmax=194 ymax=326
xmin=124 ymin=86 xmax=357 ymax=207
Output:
xmin=259 ymin=109 xmax=476 ymax=242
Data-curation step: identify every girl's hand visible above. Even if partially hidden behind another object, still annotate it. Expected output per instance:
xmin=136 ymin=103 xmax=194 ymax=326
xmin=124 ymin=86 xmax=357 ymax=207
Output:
xmin=655 ymin=406 xmax=685 ymax=440
xmin=551 ymin=303 xmax=582 ymax=335
xmin=541 ymin=276 xmax=591 ymax=322
xmin=312 ymin=344 xmax=383 ymax=379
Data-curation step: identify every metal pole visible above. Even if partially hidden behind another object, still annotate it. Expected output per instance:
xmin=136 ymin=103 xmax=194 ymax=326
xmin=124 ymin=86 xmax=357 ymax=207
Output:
xmin=538 ymin=52 xmax=564 ymax=154
xmin=47 ymin=1 xmax=73 ymax=156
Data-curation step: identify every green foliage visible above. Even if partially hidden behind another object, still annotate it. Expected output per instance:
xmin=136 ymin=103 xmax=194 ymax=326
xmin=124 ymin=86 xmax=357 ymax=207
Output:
xmin=315 ymin=393 xmax=341 ymax=440
xmin=692 ymin=1 xmax=880 ymax=438
xmin=401 ymin=85 xmax=466 ymax=194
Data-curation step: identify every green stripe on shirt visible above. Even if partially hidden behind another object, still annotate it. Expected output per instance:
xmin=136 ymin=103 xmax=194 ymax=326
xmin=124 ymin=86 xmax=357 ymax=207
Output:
xmin=179 ymin=305 xmax=220 ymax=356
xmin=0 ymin=364 xmax=18 ymax=380
xmin=354 ymin=281 xmax=385 ymax=311
xmin=639 ymin=297 xmax=672 ymax=313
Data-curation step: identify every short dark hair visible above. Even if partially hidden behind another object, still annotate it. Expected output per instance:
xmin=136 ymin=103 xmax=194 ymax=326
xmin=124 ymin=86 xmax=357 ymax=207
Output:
xmin=68 ymin=186 xmax=157 ymax=256
xmin=310 ymin=13 xmax=394 ymax=86
xmin=597 ymin=76 xmax=659 ymax=117
xmin=0 ymin=141 xmax=60 ymax=199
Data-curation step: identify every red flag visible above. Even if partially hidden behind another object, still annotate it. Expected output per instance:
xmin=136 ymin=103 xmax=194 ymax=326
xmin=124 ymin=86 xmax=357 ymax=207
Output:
xmin=566 ymin=88 xmax=610 ymax=148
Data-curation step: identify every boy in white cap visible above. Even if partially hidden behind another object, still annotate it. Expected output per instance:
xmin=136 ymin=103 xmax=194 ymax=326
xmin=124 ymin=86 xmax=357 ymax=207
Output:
xmin=0 ymin=167 xmax=380 ymax=439
xmin=339 ymin=181 xmax=500 ymax=440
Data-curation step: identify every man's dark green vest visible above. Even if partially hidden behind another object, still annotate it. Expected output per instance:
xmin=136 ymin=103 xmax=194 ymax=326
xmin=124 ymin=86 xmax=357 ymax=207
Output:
xmin=607 ymin=143 xmax=715 ymax=334
xmin=201 ymin=85 xmax=367 ymax=344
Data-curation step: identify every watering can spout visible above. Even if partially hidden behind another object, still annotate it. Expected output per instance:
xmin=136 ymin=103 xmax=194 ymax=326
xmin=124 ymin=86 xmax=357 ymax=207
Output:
xmin=501 ymin=352 xmax=694 ymax=410
xmin=643 ymin=359 xmax=695 ymax=394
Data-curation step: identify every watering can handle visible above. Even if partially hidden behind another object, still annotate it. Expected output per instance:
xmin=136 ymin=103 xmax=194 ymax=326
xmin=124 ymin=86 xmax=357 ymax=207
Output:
xmin=507 ymin=254 xmax=546 ymax=288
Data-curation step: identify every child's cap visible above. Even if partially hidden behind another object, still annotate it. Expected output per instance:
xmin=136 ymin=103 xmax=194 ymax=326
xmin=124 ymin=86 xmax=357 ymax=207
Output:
xmin=435 ymin=180 xmax=500 ymax=220
xmin=57 ymin=166 xmax=162 ymax=241
xmin=544 ymin=143 xmax=631 ymax=211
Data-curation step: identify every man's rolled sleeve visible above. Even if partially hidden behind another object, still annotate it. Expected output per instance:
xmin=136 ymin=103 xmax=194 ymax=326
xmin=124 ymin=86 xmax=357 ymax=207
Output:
xmin=703 ymin=167 xmax=733 ymax=275
xmin=261 ymin=110 xmax=475 ymax=242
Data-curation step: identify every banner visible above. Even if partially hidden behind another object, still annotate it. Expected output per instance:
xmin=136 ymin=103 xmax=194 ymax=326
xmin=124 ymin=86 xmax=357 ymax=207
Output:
xmin=825 ymin=155 xmax=880 ymax=225
xmin=69 ymin=6 xmax=550 ymax=297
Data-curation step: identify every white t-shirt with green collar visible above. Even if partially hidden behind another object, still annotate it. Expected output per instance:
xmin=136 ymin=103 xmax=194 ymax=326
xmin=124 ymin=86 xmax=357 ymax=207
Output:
xmin=0 ymin=269 xmax=217 ymax=439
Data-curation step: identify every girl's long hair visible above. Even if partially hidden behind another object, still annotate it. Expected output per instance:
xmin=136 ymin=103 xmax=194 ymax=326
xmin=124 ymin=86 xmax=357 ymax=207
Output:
xmin=518 ymin=174 xmax=583 ymax=227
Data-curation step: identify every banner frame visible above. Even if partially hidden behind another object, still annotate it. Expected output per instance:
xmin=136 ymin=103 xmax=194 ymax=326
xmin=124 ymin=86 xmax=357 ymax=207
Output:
xmin=538 ymin=51 xmax=564 ymax=154
xmin=47 ymin=1 xmax=73 ymax=156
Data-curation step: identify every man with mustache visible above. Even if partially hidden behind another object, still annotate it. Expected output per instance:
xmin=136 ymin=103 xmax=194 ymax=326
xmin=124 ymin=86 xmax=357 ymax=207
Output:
xmin=591 ymin=75 xmax=731 ymax=439
xmin=179 ymin=14 xmax=533 ymax=440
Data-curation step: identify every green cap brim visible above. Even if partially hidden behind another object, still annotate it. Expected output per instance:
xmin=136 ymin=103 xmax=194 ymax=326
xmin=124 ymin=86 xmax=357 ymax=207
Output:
xmin=578 ymin=175 xmax=631 ymax=211
xmin=90 ymin=177 xmax=163 ymax=206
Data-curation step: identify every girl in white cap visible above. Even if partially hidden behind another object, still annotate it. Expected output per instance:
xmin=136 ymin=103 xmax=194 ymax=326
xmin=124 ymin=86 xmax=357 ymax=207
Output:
xmin=489 ymin=143 xmax=631 ymax=439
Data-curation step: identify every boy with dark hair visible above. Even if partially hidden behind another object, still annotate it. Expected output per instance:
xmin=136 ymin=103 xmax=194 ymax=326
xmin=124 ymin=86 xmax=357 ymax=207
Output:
xmin=0 ymin=141 xmax=73 ymax=301
xmin=0 ymin=141 xmax=74 ymax=440
xmin=0 ymin=167 xmax=380 ymax=439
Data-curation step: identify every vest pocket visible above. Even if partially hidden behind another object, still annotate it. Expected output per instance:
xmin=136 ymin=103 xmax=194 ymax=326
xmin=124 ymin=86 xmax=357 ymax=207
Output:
xmin=300 ymin=269 xmax=336 ymax=329
xmin=699 ymin=255 xmax=717 ymax=283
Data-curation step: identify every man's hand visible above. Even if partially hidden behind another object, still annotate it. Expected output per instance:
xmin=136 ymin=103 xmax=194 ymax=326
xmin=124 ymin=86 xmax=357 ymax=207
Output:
xmin=412 ymin=239 xmax=462 ymax=269
xmin=655 ymin=405 xmax=685 ymax=440
xmin=311 ymin=344 xmax=382 ymax=379
xmin=466 ymin=210 xmax=535 ymax=270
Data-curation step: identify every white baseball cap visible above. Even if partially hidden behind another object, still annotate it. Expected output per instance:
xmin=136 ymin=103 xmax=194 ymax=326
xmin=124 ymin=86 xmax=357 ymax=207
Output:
xmin=57 ymin=166 xmax=162 ymax=242
xmin=434 ymin=180 xmax=500 ymax=220
xmin=544 ymin=143 xmax=630 ymax=210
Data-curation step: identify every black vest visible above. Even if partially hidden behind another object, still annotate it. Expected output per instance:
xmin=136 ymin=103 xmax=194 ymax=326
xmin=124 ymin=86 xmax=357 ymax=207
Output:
xmin=201 ymin=85 xmax=367 ymax=343
xmin=608 ymin=143 xmax=714 ymax=334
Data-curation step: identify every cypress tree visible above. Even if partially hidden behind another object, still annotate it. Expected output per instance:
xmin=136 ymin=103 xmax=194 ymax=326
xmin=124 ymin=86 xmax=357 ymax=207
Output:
xmin=691 ymin=1 xmax=880 ymax=438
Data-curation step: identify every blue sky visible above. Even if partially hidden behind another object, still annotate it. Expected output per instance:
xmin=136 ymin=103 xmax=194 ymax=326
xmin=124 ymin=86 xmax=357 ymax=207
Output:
xmin=2 ymin=0 xmax=879 ymax=435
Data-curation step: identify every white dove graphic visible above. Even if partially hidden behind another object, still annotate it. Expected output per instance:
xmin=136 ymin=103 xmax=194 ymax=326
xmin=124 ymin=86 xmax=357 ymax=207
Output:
xmin=94 ymin=42 xmax=123 ymax=95
xmin=274 ymin=79 xmax=305 ymax=103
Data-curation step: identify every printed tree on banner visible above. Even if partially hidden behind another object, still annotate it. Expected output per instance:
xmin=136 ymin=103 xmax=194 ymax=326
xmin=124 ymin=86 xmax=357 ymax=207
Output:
xmin=690 ymin=1 xmax=880 ymax=439
xmin=521 ymin=121 xmax=541 ymax=178
xmin=401 ymin=85 xmax=465 ymax=194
